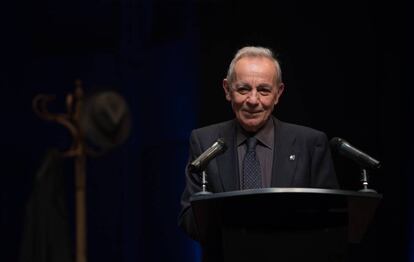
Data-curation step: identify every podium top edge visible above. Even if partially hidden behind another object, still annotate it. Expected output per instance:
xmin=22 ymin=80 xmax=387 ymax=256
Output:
xmin=190 ymin=187 xmax=382 ymax=202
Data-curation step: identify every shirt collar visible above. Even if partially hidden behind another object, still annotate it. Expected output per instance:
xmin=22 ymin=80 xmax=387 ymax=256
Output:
xmin=236 ymin=117 xmax=274 ymax=149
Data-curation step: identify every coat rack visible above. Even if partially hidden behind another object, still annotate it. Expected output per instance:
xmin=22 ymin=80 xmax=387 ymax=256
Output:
xmin=33 ymin=80 xmax=88 ymax=262
xmin=33 ymin=80 xmax=131 ymax=262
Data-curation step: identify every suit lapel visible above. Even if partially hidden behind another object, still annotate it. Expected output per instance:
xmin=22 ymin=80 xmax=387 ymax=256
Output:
xmin=271 ymin=117 xmax=298 ymax=187
xmin=216 ymin=120 xmax=239 ymax=191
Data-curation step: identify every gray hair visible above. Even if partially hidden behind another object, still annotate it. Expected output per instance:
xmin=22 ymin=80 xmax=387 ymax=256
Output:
xmin=226 ymin=46 xmax=282 ymax=86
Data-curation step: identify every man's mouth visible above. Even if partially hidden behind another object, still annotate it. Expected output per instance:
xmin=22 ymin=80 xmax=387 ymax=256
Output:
xmin=243 ymin=110 xmax=263 ymax=117
xmin=244 ymin=110 xmax=262 ymax=114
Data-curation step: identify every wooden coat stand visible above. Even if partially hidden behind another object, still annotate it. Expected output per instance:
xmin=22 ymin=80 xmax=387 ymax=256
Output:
xmin=33 ymin=80 xmax=89 ymax=262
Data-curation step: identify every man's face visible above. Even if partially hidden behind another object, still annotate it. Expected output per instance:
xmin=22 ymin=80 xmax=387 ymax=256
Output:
xmin=223 ymin=56 xmax=284 ymax=133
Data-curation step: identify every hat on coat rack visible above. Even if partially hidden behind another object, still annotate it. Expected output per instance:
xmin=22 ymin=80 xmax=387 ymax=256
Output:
xmin=80 ymin=90 xmax=131 ymax=152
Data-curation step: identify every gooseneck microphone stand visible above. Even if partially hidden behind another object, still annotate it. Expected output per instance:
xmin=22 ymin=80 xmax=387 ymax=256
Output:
xmin=359 ymin=168 xmax=377 ymax=193
xmin=195 ymin=170 xmax=212 ymax=196
xmin=189 ymin=138 xmax=227 ymax=196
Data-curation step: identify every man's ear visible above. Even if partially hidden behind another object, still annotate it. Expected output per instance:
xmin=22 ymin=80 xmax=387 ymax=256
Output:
xmin=223 ymin=79 xmax=231 ymax=101
xmin=274 ymin=83 xmax=285 ymax=105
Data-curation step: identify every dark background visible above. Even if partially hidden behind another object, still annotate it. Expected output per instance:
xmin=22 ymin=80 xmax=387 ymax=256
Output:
xmin=1 ymin=0 xmax=412 ymax=261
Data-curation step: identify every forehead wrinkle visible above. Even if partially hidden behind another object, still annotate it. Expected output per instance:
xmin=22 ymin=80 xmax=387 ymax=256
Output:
xmin=233 ymin=57 xmax=277 ymax=87
xmin=233 ymin=72 xmax=275 ymax=88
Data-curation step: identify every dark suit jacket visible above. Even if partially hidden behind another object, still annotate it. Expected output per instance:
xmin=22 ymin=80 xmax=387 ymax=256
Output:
xmin=179 ymin=117 xmax=338 ymax=241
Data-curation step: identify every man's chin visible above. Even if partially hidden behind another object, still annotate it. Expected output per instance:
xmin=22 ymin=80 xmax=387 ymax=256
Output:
xmin=240 ymin=120 xmax=263 ymax=133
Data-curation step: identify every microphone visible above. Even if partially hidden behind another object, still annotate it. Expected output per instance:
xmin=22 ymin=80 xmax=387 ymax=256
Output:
xmin=189 ymin=138 xmax=227 ymax=172
xmin=330 ymin=137 xmax=380 ymax=170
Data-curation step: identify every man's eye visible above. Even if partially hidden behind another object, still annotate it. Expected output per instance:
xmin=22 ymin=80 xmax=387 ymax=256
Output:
xmin=236 ymin=87 xmax=250 ymax=94
xmin=258 ymin=88 xmax=272 ymax=95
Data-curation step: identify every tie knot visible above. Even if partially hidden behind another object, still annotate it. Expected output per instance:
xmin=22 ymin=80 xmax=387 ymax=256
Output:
xmin=246 ymin=137 xmax=257 ymax=152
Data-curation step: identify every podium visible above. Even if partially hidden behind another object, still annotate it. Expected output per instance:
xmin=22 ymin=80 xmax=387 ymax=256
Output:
xmin=190 ymin=188 xmax=381 ymax=262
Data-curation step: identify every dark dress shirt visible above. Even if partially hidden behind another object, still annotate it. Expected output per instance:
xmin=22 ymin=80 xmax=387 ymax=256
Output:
xmin=236 ymin=118 xmax=274 ymax=188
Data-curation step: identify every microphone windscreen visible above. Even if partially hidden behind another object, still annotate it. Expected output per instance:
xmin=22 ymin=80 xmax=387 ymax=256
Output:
xmin=329 ymin=137 xmax=344 ymax=151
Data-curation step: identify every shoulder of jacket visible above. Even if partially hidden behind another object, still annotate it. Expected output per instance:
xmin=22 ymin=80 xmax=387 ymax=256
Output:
xmin=192 ymin=119 xmax=234 ymax=135
xmin=275 ymin=118 xmax=326 ymax=138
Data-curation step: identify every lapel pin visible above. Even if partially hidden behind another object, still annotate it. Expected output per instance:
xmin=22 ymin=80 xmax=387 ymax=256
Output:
xmin=289 ymin=154 xmax=295 ymax=161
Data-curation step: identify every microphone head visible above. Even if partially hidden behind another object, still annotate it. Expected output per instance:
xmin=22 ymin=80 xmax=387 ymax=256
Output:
xmin=329 ymin=137 xmax=380 ymax=170
xmin=329 ymin=137 xmax=346 ymax=151
xmin=216 ymin=138 xmax=227 ymax=151
xmin=189 ymin=138 xmax=227 ymax=173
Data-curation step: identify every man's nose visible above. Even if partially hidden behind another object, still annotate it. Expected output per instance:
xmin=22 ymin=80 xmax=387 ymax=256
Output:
xmin=246 ymin=90 xmax=259 ymax=105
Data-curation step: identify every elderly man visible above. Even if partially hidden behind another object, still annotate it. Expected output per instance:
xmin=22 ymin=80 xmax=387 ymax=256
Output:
xmin=179 ymin=46 xmax=338 ymax=240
